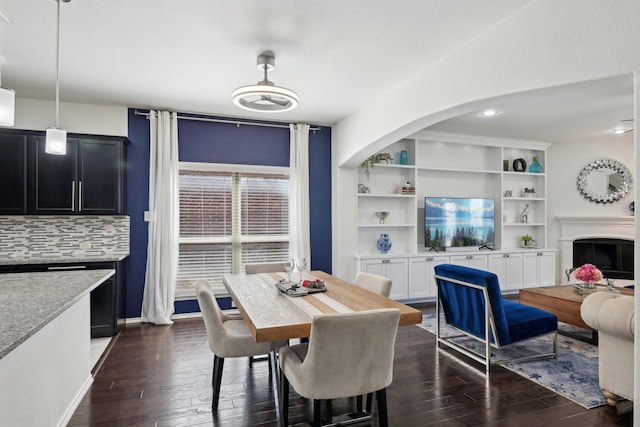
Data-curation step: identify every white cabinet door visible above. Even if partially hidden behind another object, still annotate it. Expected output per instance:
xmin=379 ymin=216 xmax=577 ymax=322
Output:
xmin=408 ymin=255 xmax=449 ymax=298
xmin=386 ymin=258 xmax=409 ymax=300
xmin=361 ymin=258 xmax=386 ymax=277
xmin=537 ymin=251 xmax=555 ymax=285
xmin=488 ymin=253 xmax=523 ymax=290
xmin=449 ymin=254 xmax=488 ymax=270
xmin=361 ymin=257 xmax=409 ymax=300
xmin=522 ymin=251 xmax=556 ymax=287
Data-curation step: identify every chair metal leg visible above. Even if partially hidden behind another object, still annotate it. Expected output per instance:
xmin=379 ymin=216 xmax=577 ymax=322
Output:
xmin=313 ymin=399 xmax=322 ymax=427
xmin=356 ymin=395 xmax=363 ymax=412
xmin=376 ymin=389 xmax=388 ymax=427
xmin=249 ymin=356 xmax=254 ymax=365
xmin=281 ymin=370 xmax=289 ymax=427
xmin=211 ymin=355 xmax=224 ymax=411
xmin=365 ymin=392 xmax=373 ymax=413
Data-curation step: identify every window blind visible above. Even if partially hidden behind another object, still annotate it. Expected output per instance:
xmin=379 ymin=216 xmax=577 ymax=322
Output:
xmin=176 ymin=168 xmax=289 ymax=297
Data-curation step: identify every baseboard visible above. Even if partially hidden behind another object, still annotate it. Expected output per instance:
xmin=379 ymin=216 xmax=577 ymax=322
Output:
xmin=57 ymin=374 xmax=93 ymax=427
xmin=126 ymin=311 xmax=204 ymax=324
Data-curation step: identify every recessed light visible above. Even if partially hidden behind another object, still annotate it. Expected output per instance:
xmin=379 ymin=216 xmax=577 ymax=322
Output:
xmin=613 ymin=128 xmax=627 ymax=135
xmin=480 ymin=109 xmax=497 ymax=117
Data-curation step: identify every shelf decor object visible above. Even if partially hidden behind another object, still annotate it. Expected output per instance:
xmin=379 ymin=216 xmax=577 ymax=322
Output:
xmin=529 ymin=157 xmax=543 ymax=173
xmin=375 ymin=211 xmax=390 ymax=224
xmin=377 ymin=233 xmax=392 ymax=253
xmin=513 ymin=158 xmax=527 ymax=172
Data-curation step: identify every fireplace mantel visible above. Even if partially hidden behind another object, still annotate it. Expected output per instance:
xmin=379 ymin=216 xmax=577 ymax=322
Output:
xmin=557 ymin=216 xmax=635 ymax=241
xmin=556 ymin=216 xmax=635 ymax=283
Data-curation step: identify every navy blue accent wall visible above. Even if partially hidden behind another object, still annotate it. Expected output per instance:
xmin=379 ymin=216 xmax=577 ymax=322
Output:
xmin=126 ymin=109 xmax=332 ymax=317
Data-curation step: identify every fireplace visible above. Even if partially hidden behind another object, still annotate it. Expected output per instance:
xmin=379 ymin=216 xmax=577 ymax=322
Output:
xmin=557 ymin=216 xmax=635 ymax=284
xmin=573 ymin=238 xmax=634 ymax=280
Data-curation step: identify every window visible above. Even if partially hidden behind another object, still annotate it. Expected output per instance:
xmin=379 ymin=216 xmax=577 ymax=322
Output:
xmin=176 ymin=164 xmax=289 ymax=297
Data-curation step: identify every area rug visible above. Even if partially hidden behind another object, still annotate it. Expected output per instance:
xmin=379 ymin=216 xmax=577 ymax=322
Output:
xmin=418 ymin=314 xmax=606 ymax=409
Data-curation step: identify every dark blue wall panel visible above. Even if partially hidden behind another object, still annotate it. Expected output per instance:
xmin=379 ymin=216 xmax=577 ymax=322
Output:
xmin=126 ymin=109 xmax=332 ymax=317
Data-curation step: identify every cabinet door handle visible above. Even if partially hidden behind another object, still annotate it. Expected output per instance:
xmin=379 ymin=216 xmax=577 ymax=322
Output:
xmin=466 ymin=255 xmax=473 ymax=260
xmin=79 ymin=181 xmax=82 ymax=212
xmin=537 ymin=252 xmax=543 ymax=256
xmin=504 ymin=253 xmax=510 ymax=258
xmin=426 ymin=256 xmax=433 ymax=261
xmin=71 ymin=181 xmax=75 ymax=211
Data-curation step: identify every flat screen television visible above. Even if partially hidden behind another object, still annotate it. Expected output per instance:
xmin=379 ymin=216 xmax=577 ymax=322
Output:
xmin=424 ymin=197 xmax=495 ymax=249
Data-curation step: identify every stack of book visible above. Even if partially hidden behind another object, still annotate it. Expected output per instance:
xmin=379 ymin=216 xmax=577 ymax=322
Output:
xmin=395 ymin=186 xmax=415 ymax=194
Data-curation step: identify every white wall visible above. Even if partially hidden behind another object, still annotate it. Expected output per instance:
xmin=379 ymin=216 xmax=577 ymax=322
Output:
xmin=332 ymin=0 xmax=640 ymax=283
xmin=332 ymin=0 xmax=640 ymax=168
xmin=13 ymin=97 xmax=128 ymax=136
xmin=546 ymin=139 xmax=635 ymax=281
xmin=547 ymin=139 xmax=634 ymax=236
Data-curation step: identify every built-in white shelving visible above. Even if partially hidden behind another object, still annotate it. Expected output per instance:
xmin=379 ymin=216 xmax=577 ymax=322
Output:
xmin=355 ymin=131 xmax=555 ymax=301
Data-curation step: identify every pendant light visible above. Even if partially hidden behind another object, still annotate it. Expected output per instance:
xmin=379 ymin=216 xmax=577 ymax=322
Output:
xmin=0 ymin=86 xmax=14 ymax=126
xmin=0 ymin=63 xmax=15 ymax=127
xmin=231 ymin=53 xmax=299 ymax=113
xmin=45 ymin=0 xmax=70 ymax=155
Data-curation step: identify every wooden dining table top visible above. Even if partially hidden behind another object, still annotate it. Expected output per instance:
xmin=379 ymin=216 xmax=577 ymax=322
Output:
xmin=223 ymin=270 xmax=423 ymax=343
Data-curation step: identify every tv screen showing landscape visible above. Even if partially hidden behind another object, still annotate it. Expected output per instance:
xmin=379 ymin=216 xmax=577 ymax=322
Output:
xmin=425 ymin=197 xmax=495 ymax=248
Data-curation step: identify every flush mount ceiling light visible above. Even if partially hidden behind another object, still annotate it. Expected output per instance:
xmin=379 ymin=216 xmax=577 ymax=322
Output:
xmin=231 ymin=54 xmax=299 ymax=113
xmin=480 ymin=109 xmax=497 ymax=117
xmin=45 ymin=0 xmax=71 ymax=155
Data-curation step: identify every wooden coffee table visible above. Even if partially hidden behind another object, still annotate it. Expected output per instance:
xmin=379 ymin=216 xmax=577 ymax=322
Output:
xmin=519 ymin=285 xmax=634 ymax=344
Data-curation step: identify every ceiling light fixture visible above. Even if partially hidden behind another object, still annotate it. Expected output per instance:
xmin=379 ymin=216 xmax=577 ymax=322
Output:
xmin=480 ymin=109 xmax=497 ymax=117
xmin=0 ymin=63 xmax=15 ymax=127
xmin=613 ymin=119 xmax=634 ymax=135
xmin=231 ymin=53 xmax=299 ymax=113
xmin=45 ymin=0 xmax=70 ymax=156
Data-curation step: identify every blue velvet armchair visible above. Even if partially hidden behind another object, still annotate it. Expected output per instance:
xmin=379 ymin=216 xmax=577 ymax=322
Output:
xmin=433 ymin=264 xmax=558 ymax=376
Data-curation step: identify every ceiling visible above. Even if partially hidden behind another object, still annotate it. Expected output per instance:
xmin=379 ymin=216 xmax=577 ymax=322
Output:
xmin=0 ymin=1 xmax=634 ymax=145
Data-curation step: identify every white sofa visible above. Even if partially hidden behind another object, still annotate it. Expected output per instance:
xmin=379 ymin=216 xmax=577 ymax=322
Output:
xmin=581 ymin=291 xmax=634 ymax=410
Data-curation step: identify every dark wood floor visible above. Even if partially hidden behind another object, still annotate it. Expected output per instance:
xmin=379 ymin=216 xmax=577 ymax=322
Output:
xmin=69 ymin=303 xmax=633 ymax=426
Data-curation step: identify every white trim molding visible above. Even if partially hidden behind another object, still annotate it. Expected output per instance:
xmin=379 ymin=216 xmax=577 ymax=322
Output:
xmin=556 ymin=216 xmax=635 ymax=284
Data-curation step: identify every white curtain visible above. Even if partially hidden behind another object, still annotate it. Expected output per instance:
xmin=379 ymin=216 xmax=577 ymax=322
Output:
xmin=141 ymin=110 xmax=179 ymax=325
xmin=289 ymin=124 xmax=311 ymax=264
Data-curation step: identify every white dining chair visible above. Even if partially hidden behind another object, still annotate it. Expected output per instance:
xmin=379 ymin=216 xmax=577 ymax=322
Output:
xmin=352 ymin=271 xmax=393 ymax=411
xmin=245 ymin=262 xmax=285 ymax=274
xmin=279 ymin=308 xmax=401 ymax=427
xmin=224 ymin=262 xmax=288 ymax=322
xmin=354 ymin=271 xmax=392 ymax=298
xmin=196 ymin=280 xmax=286 ymax=410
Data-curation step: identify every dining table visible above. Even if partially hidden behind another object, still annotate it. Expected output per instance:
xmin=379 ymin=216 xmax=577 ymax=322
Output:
xmin=223 ymin=270 xmax=423 ymax=342
xmin=222 ymin=270 xmax=423 ymax=425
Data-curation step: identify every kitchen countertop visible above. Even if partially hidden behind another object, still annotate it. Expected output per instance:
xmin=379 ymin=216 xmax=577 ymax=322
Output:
xmin=0 ymin=269 xmax=115 ymax=360
xmin=0 ymin=254 xmax=129 ymax=266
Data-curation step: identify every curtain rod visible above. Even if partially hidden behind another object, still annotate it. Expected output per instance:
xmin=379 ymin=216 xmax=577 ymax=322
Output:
xmin=134 ymin=110 xmax=321 ymax=132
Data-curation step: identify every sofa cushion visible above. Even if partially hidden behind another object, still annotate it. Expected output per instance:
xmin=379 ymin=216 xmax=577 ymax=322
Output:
xmin=503 ymin=300 xmax=557 ymax=343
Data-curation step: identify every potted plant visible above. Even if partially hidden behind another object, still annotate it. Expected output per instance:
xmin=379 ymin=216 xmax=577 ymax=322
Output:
xmin=360 ymin=155 xmax=377 ymax=180
xmin=521 ymin=234 xmax=535 ymax=248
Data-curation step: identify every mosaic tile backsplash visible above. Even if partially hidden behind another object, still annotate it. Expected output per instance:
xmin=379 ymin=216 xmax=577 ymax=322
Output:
xmin=0 ymin=216 xmax=130 ymax=262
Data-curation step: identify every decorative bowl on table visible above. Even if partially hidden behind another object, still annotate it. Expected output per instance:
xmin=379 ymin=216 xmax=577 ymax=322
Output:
xmin=375 ymin=211 xmax=390 ymax=224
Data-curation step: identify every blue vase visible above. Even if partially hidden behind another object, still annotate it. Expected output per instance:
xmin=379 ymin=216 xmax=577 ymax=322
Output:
xmin=377 ymin=233 xmax=392 ymax=253
xmin=400 ymin=150 xmax=408 ymax=165
xmin=529 ymin=157 xmax=543 ymax=173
